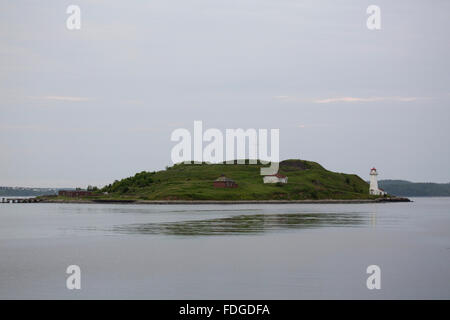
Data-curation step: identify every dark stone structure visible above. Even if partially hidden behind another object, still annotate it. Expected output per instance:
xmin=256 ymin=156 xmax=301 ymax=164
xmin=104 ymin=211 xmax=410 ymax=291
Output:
xmin=58 ymin=190 xmax=93 ymax=197
xmin=213 ymin=175 xmax=238 ymax=188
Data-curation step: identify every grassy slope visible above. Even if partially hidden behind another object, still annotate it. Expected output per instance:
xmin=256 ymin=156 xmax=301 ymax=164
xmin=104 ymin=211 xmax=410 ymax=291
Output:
xmin=93 ymin=159 xmax=376 ymax=201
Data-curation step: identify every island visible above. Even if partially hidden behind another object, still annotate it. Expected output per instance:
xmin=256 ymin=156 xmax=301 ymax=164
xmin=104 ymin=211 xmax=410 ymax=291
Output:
xmin=378 ymin=180 xmax=450 ymax=197
xmin=37 ymin=159 xmax=410 ymax=204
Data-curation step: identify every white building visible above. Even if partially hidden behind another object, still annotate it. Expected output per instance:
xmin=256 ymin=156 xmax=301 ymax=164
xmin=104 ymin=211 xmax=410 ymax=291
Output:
xmin=263 ymin=173 xmax=288 ymax=184
xmin=369 ymin=167 xmax=386 ymax=196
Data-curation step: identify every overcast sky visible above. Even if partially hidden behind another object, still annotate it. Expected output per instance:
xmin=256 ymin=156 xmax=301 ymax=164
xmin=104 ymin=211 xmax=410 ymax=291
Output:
xmin=1 ymin=0 xmax=449 ymax=187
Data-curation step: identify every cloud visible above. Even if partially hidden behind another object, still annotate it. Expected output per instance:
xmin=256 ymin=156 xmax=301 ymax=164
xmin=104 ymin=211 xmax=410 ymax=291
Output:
xmin=0 ymin=124 xmax=99 ymax=133
xmin=274 ymin=95 xmax=424 ymax=104
xmin=0 ymin=124 xmax=165 ymax=134
xmin=312 ymin=96 xmax=421 ymax=104
xmin=297 ymin=124 xmax=330 ymax=129
xmin=28 ymin=97 xmax=148 ymax=105
xmin=0 ymin=124 xmax=52 ymax=132
xmin=30 ymin=96 xmax=92 ymax=102
xmin=273 ymin=95 xmax=303 ymax=103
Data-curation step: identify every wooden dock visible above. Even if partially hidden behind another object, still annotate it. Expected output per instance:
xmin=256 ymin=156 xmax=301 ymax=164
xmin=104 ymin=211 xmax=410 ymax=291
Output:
xmin=1 ymin=197 xmax=42 ymax=203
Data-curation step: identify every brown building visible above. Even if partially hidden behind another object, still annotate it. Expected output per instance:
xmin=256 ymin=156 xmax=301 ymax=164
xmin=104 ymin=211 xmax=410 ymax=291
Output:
xmin=58 ymin=190 xmax=93 ymax=197
xmin=213 ymin=175 xmax=238 ymax=188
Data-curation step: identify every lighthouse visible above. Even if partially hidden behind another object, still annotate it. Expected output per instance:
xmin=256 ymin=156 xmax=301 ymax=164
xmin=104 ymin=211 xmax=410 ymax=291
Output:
xmin=369 ymin=167 xmax=386 ymax=196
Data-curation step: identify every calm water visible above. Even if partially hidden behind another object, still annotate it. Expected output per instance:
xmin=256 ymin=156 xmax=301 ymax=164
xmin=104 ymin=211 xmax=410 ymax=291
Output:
xmin=0 ymin=198 xmax=449 ymax=299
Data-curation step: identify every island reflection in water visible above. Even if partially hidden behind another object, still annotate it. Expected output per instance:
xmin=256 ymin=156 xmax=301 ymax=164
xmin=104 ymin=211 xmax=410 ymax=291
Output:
xmin=111 ymin=212 xmax=372 ymax=236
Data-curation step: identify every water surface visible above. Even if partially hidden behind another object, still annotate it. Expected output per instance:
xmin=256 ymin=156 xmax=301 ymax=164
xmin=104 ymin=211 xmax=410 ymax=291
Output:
xmin=0 ymin=198 xmax=449 ymax=299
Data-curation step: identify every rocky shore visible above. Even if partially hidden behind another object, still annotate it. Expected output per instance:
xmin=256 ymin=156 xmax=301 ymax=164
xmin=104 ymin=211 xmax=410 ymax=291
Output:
xmin=38 ymin=197 xmax=411 ymax=205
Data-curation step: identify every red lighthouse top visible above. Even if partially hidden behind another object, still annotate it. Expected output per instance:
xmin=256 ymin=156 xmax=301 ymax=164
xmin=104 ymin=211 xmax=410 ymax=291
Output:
xmin=371 ymin=167 xmax=376 ymax=171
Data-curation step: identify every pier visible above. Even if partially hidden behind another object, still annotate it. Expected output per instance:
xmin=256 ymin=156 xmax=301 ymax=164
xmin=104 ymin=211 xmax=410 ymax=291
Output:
xmin=1 ymin=197 xmax=42 ymax=203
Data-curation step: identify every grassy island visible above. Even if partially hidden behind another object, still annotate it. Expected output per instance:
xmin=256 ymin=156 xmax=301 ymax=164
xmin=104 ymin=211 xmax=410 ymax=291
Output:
xmin=43 ymin=159 xmax=394 ymax=202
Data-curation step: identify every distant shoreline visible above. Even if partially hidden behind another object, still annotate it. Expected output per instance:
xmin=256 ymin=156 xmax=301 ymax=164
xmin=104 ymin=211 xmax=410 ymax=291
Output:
xmin=34 ymin=197 xmax=411 ymax=205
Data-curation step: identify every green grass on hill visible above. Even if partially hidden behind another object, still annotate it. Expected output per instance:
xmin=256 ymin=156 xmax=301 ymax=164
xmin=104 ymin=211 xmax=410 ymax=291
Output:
xmin=90 ymin=159 xmax=377 ymax=201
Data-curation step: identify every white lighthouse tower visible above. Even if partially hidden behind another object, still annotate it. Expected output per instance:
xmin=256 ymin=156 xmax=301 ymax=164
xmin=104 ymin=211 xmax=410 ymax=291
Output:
xmin=369 ymin=167 xmax=386 ymax=196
